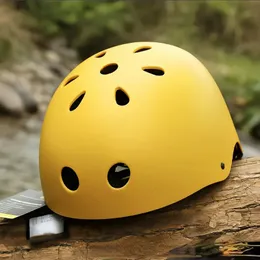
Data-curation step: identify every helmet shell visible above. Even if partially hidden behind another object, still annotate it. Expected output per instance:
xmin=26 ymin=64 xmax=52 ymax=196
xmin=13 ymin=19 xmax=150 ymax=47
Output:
xmin=39 ymin=42 xmax=243 ymax=219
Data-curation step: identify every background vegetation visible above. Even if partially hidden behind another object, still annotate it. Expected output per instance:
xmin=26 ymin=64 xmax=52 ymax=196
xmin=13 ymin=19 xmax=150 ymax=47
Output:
xmin=2 ymin=0 xmax=260 ymax=137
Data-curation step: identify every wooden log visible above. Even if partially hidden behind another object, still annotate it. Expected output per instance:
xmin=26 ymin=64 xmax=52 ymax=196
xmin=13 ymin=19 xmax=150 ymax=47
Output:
xmin=1 ymin=157 xmax=260 ymax=259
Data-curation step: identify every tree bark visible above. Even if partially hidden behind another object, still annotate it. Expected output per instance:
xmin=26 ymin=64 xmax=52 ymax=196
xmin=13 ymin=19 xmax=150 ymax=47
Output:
xmin=1 ymin=157 xmax=260 ymax=259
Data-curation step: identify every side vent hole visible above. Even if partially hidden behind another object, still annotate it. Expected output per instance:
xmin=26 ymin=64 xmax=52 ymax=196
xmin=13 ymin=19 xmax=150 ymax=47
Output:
xmin=221 ymin=163 xmax=225 ymax=170
xmin=116 ymin=88 xmax=129 ymax=106
xmin=142 ymin=67 xmax=164 ymax=76
xmin=233 ymin=142 xmax=243 ymax=161
xmin=64 ymin=75 xmax=79 ymax=86
xmin=61 ymin=167 xmax=79 ymax=191
xmin=134 ymin=46 xmax=151 ymax=53
xmin=96 ymin=51 xmax=106 ymax=58
xmin=107 ymin=163 xmax=130 ymax=188
xmin=70 ymin=92 xmax=85 ymax=111
xmin=100 ymin=63 xmax=118 ymax=75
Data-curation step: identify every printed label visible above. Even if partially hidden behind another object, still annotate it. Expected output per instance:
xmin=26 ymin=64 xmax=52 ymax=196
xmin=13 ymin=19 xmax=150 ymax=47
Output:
xmin=0 ymin=189 xmax=45 ymax=219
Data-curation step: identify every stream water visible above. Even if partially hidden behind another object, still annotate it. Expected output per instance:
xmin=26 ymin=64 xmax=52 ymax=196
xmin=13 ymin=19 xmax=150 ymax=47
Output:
xmin=0 ymin=117 xmax=42 ymax=198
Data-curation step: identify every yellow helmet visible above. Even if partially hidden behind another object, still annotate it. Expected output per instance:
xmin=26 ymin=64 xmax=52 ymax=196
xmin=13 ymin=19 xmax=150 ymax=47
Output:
xmin=39 ymin=42 xmax=243 ymax=220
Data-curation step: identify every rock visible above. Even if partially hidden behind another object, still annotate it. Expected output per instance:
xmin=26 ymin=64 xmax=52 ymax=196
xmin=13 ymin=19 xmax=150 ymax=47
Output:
xmin=44 ymin=50 xmax=61 ymax=64
xmin=36 ymin=65 xmax=57 ymax=81
xmin=49 ymin=65 xmax=64 ymax=77
xmin=0 ymin=70 xmax=18 ymax=85
xmin=22 ymin=116 xmax=42 ymax=133
xmin=49 ymin=38 xmax=78 ymax=60
xmin=0 ymin=71 xmax=39 ymax=115
xmin=0 ymin=83 xmax=24 ymax=117
xmin=13 ymin=60 xmax=37 ymax=73
xmin=14 ymin=60 xmax=55 ymax=82
xmin=13 ymin=81 xmax=38 ymax=114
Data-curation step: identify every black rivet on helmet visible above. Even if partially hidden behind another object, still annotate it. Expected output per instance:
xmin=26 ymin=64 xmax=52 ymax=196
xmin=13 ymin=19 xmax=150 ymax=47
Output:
xmin=221 ymin=163 xmax=225 ymax=170
xmin=100 ymin=63 xmax=118 ymax=75
xmin=115 ymin=88 xmax=129 ymax=106
xmin=108 ymin=163 xmax=130 ymax=188
xmin=142 ymin=67 xmax=164 ymax=76
xmin=70 ymin=91 xmax=85 ymax=111
xmin=134 ymin=46 xmax=151 ymax=53
xmin=64 ymin=75 xmax=79 ymax=86
xmin=61 ymin=167 xmax=79 ymax=191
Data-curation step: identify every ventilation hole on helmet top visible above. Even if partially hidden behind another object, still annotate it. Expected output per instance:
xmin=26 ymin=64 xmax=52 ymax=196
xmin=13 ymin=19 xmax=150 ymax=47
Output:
xmin=134 ymin=46 xmax=151 ymax=53
xmin=115 ymin=88 xmax=129 ymax=106
xmin=220 ymin=162 xmax=225 ymax=170
xmin=142 ymin=67 xmax=164 ymax=76
xmin=64 ymin=75 xmax=79 ymax=86
xmin=96 ymin=51 xmax=106 ymax=58
xmin=61 ymin=167 xmax=79 ymax=191
xmin=100 ymin=63 xmax=118 ymax=75
xmin=107 ymin=163 xmax=130 ymax=188
xmin=70 ymin=91 xmax=85 ymax=111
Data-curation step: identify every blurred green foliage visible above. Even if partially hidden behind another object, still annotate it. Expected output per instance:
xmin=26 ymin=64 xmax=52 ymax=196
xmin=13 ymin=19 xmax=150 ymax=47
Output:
xmin=1 ymin=0 xmax=260 ymax=133
xmin=24 ymin=0 xmax=135 ymax=58
xmin=0 ymin=2 xmax=34 ymax=65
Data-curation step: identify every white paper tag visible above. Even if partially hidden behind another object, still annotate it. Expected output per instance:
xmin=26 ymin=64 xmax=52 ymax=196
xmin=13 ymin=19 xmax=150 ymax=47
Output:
xmin=29 ymin=214 xmax=64 ymax=239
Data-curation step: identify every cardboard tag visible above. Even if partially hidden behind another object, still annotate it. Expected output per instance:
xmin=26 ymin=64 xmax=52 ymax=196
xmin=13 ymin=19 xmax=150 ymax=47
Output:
xmin=0 ymin=189 xmax=45 ymax=219
xmin=29 ymin=214 xmax=65 ymax=243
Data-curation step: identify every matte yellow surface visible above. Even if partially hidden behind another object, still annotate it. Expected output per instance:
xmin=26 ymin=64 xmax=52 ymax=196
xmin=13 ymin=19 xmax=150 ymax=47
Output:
xmin=39 ymin=42 xmax=242 ymax=220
